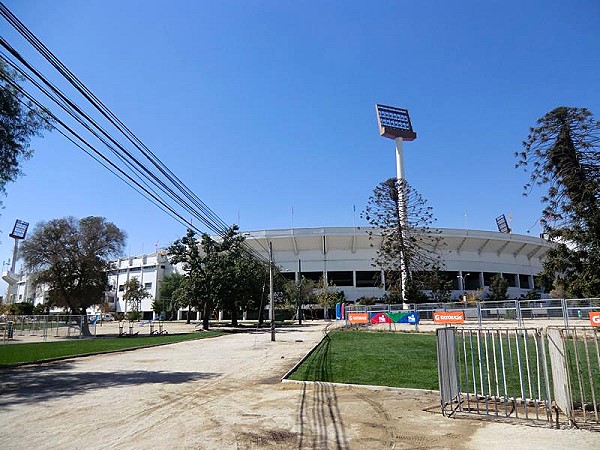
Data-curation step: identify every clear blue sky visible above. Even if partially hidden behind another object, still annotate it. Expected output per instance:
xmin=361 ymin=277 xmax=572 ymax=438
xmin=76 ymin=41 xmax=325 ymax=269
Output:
xmin=1 ymin=1 xmax=599 ymax=279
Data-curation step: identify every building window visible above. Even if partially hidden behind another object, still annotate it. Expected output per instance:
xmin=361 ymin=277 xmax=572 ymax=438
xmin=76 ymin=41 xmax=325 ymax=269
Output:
xmin=327 ymin=271 xmax=353 ymax=287
xmin=356 ymin=271 xmax=381 ymax=288
xmin=301 ymin=272 xmax=323 ymax=283
xmin=503 ymin=273 xmax=517 ymax=287
xmin=118 ymin=285 xmax=125 ymax=292
xmin=519 ymin=274 xmax=531 ymax=289
xmin=483 ymin=272 xmax=498 ymax=287
xmin=145 ymin=282 xmax=152 ymax=290
xmin=281 ymin=272 xmax=295 ymax=281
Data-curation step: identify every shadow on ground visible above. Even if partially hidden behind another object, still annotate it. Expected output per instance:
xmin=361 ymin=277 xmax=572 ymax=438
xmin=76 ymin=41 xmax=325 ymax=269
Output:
xmin=0 ymin=362 xmax=219 ymax=407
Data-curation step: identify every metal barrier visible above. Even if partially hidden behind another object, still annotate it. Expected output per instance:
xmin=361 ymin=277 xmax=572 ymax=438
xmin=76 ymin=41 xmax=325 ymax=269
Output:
xmin=0 ymin=315 xmax=89 ymax=342
xmin=547 ymin=327 xmax=600 ymax=430
xmin=347 ymin=298 xmax=600 ymax=328
xmin=438 ymin=326 xmax=600 ymax=430
xmin=437 ymin=327 xmax=552 ymax=425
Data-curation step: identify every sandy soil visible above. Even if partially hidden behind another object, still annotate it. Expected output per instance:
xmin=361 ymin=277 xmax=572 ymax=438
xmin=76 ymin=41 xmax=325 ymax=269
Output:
xmin=0 ymin=321 xmax=598 ymax=449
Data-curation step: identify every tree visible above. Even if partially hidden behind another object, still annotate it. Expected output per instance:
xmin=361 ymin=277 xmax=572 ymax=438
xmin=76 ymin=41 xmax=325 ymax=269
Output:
xmin=282 ymin=276 xmax=315 ymax=324
xmin=122 ymin=278 xmax=151 ymax=320
xmin=201 ymin=227 xmax=269 ymax=327
xmin=362 ymin=177 xmax=442 ymax=301
xmin=155 ymin=272 xmax=185 ymax=320
xmin=426 ymin=269 xmax=453 ymax=302
xmin=314 ymin=278 xmax=342 ymax=319
xmin=167 ymin=229 xmax=204 ymax=325
xmin=1 ymin=60 xmax=52 ymax=205
xmin=20 ymin=216 xmax=126 ymax=335
xmin=487 ymin=274 xmax=509 ymax=301
xmin=516 ymin=107 xmax=600 ymax=297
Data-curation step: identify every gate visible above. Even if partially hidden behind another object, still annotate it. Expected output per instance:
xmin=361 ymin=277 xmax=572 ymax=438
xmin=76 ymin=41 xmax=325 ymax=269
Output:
xmin=437 ymin=327 xmax=552 ymax=424
xmin=437 ymin=326 xmax=600 ymax=430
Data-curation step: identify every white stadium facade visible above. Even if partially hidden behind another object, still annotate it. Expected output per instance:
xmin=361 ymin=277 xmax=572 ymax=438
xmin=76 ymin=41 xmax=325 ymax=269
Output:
xmin=243 ymin=226 xmax=552 ymax=302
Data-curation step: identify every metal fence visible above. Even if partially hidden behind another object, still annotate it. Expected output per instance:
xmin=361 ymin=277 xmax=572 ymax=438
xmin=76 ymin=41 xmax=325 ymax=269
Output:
xmin=1 ymin=315 xmax=88 ymax=342
xmin=347 ymin=298 xmax=600 ymax=328
xmin=437 ymin=326 xmax=600 ymax=431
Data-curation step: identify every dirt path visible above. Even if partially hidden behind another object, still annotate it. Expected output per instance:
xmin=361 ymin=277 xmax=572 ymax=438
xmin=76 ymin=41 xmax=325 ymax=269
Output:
xmin=0 ymin=322 xmax=598 ymax=449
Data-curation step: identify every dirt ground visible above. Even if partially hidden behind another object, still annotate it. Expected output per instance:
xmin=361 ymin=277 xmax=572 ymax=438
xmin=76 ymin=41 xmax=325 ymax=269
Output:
xmin=0 ymin=321 xmax=598 ymax=449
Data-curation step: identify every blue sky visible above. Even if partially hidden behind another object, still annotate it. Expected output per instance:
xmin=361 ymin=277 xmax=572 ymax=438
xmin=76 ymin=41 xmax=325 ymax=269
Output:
xmin=1 ymin=1 xmax=599 ymax=280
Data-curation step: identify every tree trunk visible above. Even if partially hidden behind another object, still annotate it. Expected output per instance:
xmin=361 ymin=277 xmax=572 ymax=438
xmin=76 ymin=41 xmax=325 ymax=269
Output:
xmin=186 ymin=304 xmax=191 ymax=324
xmin=231 ymin=305 xmax=238 ymax=327
xmin=80 ymin=309 xmax=93 ymax=337
xmin=202 ymin=302 xmax=210 ymax=330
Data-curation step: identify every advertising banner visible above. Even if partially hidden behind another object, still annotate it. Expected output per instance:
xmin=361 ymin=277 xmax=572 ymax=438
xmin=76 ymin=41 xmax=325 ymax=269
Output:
xmin=347 ymin=312 xmax=369 ymax=324
xmin=371 ymin=313 xmax=393 ymax=324
xmin=433 ymin=311 xmax=465 ymax=324
xmin=589 ymin=311 xmax=600 ymax=327
xmin=370 ymin=312 xmax=420 ymax=325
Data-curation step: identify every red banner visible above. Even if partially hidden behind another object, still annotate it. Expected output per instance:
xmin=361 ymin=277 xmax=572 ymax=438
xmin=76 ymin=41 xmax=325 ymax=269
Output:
xmin=589 ymin=312 xmax=600 ymax=327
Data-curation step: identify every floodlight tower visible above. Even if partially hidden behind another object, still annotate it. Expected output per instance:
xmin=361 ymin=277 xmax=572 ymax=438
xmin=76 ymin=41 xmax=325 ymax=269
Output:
xmin=375 ymin=104 xmax=417 ymax=307
xmin=9 ymin=219 xmax=29 ymax=273
xmin=2 ymin=220 xmax=29 ymax=302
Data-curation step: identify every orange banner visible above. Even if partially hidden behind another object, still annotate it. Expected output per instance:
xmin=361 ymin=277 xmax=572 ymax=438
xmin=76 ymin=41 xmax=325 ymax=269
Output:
xmin=589 ymin=312 xmax=600 ymax=327
xmin=347 ymin=312 xmax=369 ymax=324
xmin=433 ymin=311 xmax=465 ymax=324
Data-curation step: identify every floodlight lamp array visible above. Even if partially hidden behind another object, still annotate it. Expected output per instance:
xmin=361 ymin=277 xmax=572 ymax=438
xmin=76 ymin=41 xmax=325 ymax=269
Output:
xmin=376 ymin=104 xmax=417 ymax=141
xmin=9 ymin=219 xmax=29 ymax=240
xmin=495 ymin=215 xmax=511 ymax=234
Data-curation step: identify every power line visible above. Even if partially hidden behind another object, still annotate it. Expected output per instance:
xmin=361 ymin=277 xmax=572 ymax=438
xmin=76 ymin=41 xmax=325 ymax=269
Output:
xmin=0 ymin=2 xmax=268 ymax=263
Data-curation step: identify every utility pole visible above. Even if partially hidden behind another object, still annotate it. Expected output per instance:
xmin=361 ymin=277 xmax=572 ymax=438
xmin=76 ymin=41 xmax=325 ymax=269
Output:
xmin=269 ymin=241 xmax=275 ymax=341
xmin=297 ymin=259 xmax=302 ymax=325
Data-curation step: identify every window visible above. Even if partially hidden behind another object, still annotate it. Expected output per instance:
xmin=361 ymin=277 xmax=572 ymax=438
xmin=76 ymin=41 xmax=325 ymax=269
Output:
xmin=356 ymin=271 xmax=381 ymax=288
xmin=145 ymin=282 xmax=152 ymax=290
xmin=301 ymin=272 xmax=323 ymax=283
xmin=327 ymin=271 xmax=353 ymax=286
xmin=503 ymin=273 xmax=517 ymax=287
xmin=281 ymin=272 xmax=295 ymax=281
xmin=519 ymin=274 xmax=531 ymax=289
xmin=483 ymin=272 xmax=497 ymax=287
xmin=118 ymin=285 xmax=125 ymax=292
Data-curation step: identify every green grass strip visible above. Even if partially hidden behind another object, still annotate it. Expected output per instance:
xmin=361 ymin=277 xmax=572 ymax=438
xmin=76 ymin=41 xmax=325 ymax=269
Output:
xmin=0 ymin=332 xmax=223 ymax=366
xmin=288 ymin=330 xmax=439 ymax=390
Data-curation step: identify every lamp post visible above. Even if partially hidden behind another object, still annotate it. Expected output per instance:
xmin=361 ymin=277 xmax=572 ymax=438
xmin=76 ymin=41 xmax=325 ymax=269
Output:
xmin=457 ymin=273 xmax=470 ymax=302
xmin=375 ymin=104 xmax=417 ymax=308
xmin=269 ymin=241 xmax=275 ymax=341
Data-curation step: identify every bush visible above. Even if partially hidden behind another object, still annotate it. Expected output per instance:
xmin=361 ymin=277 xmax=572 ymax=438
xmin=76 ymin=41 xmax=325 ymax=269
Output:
xmin=13 ymin=302 xmax=34 ymax=316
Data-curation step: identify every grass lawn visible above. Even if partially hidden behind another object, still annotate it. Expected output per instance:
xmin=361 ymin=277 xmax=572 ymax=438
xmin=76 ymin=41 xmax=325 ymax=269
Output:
xmin=288 ymin=330 xmax=439 ymax=390
xmin=0 ymin=332 xmax=223 ymax=366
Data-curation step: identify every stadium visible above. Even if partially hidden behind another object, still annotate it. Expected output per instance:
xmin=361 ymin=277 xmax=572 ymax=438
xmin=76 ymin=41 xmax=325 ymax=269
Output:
xmin=92 ymin=225 xmax=552 ymax=319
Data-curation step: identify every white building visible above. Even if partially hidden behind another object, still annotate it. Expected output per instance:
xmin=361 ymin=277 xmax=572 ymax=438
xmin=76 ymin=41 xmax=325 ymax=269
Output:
xmin=106 ymin=251 xmax=172 ymax=319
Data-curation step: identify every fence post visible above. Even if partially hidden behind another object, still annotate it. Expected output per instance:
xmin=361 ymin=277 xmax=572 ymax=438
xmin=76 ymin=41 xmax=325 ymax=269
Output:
xmin=515 ymin=300 xmax=523 ymax=327
xmin=477 ymin=302 xmax=482 ymax=329
xmin=561 ymin=298 xmax=569 ymax=328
